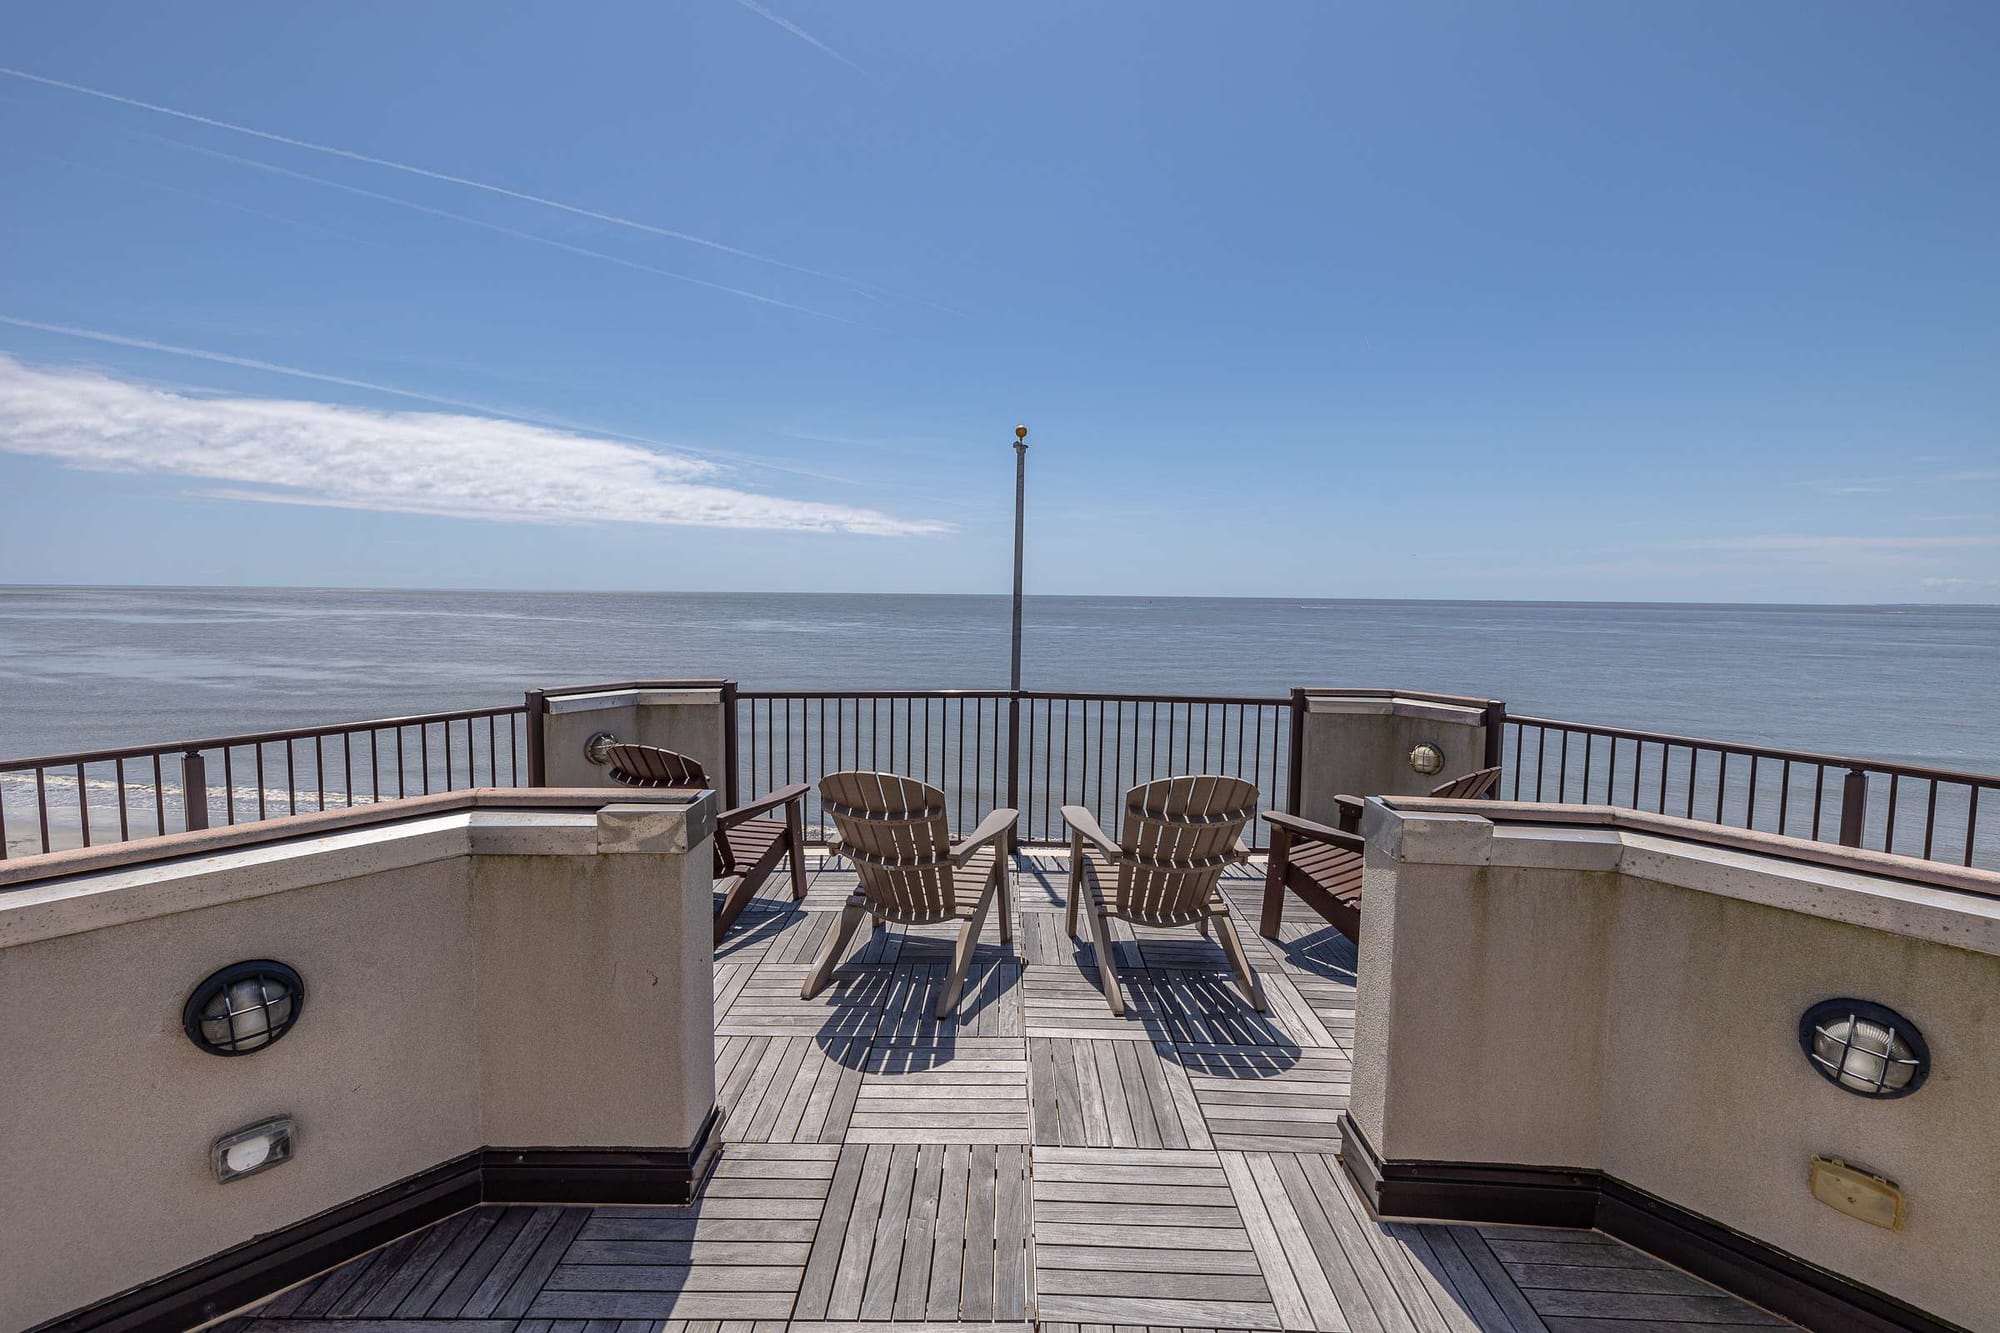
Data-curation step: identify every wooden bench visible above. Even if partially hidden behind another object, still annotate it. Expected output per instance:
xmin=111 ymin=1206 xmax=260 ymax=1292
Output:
xmin=604 ymin=743 xmax=809 ymax=943
xmin=1258 ymin=766 xmax=1500 ymax=943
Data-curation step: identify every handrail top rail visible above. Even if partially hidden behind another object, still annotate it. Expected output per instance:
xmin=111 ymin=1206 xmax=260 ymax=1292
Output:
xmin=1508 ymin=714 xmax=2000 ymax=789
xmin=737 ymin=688 xmax=1291 ymax=706
xmin=0 ymin=704 xmax=526 ymax=772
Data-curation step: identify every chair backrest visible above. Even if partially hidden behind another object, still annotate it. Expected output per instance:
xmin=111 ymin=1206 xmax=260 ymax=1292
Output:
xmin=1429 ymin=766 xmax=1501 ymax=801
xmin=604 ymin=743 xmax=708 ymax=788
xmin=819 ymin=770 xmax=961 ymax=925
xmin=1112 ymin=774 xmax=1258 ymax=926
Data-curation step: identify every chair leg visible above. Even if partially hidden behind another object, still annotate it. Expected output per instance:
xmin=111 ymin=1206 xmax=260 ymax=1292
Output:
xmin=801 ymin=893 xmax=868 ymax=1000
xmin=786 ymin=799 xmax=808 ymax=900
xmin=996 ymin=855 xmax=1014 ymax=943
xmin=937 ymin=877 xmax=997 ymax=1019
xmin=1213 ymin=910 xmax=1268 ymax=1012
xmin=1260 ymin=828 xmax=1291 ymax=939
xmin=1066 ymin=833 xmax=1087 ymax=939
xmin=1081 ymin=892 xmax=1126 ymax=1016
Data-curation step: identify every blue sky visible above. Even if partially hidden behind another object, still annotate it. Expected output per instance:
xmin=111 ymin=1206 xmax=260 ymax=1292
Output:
xmin=0 ymin=2 xmax=1995 ymax=601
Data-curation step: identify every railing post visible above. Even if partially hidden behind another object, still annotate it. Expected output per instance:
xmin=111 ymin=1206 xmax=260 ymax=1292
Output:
xmin=721 ymin=680 xmax=741 ymax=810
xmin=523 ymin=690 xmax=548 ymax=787
xmin=1482 ymin=699 xmax=1508 ymax=774
xmin=180 ymin=750 xmax=209 ymax=832
xmin=1285 ymin=688 xmax=1307 ymax=815
xmin=1838 ymin=767 xmax=1869 ymax=847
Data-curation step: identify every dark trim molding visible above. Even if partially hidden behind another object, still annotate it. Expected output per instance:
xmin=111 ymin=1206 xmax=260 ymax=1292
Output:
xmin=1338 ymin=1113 xmax=1965 ymax=1333
xmin=33 ymin=1106 xmax=720 ymax=1333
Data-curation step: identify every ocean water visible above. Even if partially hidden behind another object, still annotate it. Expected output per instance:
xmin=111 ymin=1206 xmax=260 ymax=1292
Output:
xmin=3 ymin=586 xmax=1997 ymax=774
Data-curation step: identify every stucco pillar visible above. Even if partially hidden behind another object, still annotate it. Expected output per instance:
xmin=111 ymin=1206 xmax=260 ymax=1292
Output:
xmin=538 ymin=680 xmax=736 ymax=802
xmin=1294 ymin=688 xmax=1502 ymax=827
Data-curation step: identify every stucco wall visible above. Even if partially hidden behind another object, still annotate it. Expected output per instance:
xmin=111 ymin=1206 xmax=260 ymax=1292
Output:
xmin=1352 ymin=805 xmax=2000 ymax=1330
xmin=541 ymin=685 xmax=729 ymax=791
xmin=0 ymin=792 xmax=715 ymax=1332
xmin=1296 ymin=691 xmax=1491 ymax=827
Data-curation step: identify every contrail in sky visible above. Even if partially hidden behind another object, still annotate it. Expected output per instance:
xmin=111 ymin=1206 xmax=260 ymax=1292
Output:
xmin=728 ymin=0 xmax=864 ymax=71
xmin=0 ymin=65 xmax=874 ymax=292
xmin=145 ymin=135 xmax=858 ymax=324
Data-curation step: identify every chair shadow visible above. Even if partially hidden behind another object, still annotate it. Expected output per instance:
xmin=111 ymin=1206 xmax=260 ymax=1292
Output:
xmin=1268 ymin=921 xmax=1359 ymax=984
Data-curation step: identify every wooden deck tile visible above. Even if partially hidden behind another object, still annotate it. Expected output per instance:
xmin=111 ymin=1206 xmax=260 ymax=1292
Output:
xmin=1180 ymin=1045 xmax=1351 ymax=1152
xmin=875 ymin=958 xmax=1024 ymax=1039
xmin=523 ymin=1146 xmax=833 ymax=1320
xmin=713 ymin=960 xmax=890 ymax=1038
xmin=1027 ymin=1036 xmax=1213 ymax=1148
xmin=796 ymin=1139 xmax=1032 ymax=1321
xmin=1033 ymin=1147 xmax=1283 ymax=1330
xmin=849 ymin=1035 xmax=1030 ymax=1144
xmin=714 ymin=1034 xmax=868 ymax=1144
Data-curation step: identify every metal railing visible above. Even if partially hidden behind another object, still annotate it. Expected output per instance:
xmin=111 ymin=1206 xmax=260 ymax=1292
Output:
xmin=735 ymin=690 xmax=1297 ymax=848
xmin=1505 ymin=716 xmax=1999 ymax=870
xmin=8 ymin=681 xmax=1998 ymax=876
xmin=0 ymin=705 xmax=527 ymax=860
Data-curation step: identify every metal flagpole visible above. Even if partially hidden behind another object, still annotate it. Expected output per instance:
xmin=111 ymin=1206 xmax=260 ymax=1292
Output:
xmin=1006 ymin=425 xmax=1027 ymax=847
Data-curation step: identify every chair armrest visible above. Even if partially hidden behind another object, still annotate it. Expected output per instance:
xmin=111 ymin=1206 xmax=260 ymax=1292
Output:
xmin=1233 ymin=835 xmax=1254 ymax=863
xmin=720 ymin=782 xmax=810 ymax=826
xmin=1060 ymin=805 xmax=1121 ymax=863
xmin=1332 ymin=793 xmax=1367 ymax=834
xmin=1263 ymin=810 xmax=1365 ymax=853
xmin=951 ymin=807 xmax=1019 ymax=866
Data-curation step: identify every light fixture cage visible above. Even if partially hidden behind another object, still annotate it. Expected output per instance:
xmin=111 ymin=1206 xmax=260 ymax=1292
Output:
xmin=1409 ymin=742 xmax=1445 ymax=776
xmin=1798 ymin=998 xmax=1928 ymax=1099
xmin=183 ymin=960 xmax=306 ymax=1057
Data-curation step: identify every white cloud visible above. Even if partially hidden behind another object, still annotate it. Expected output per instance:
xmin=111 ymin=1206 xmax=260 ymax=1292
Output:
xmin=0 ymin=355 xmax=949 ymax=536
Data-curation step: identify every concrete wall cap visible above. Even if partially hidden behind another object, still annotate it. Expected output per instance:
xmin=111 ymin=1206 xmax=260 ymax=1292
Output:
xmin=1304 ymin=692 xmax=1487 ymax=725
xmin=599 ymin=793 xmax=718 ymax=855
xmin=0 ymin=793 xmax=715 ymax=948
xmin=545 ymin=687 xmax=724 ymax=713
xmin=1364 ymin=803 xmax=1494 ymax=865
xmin=1374 ymin=801 xmax=2000 ymax=958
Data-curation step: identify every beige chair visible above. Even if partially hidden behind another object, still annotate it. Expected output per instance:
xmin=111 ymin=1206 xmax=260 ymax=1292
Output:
xmin=801 ymin=771 xmax=1017 ymax=1019
xmin=1062 ymin=775 xmax=1267 ymax=1015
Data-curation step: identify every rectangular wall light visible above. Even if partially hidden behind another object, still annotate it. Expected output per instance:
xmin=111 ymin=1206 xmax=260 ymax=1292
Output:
xmin=212 ymin=1116 xmax=295 ymax=1183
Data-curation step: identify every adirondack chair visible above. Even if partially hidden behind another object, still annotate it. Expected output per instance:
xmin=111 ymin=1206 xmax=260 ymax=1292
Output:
xmin=603 ymin=743 xmax=809 ymax=944
xmin=1061 ymin=775 xmax=1267 ymax=1015
xmin=1258 ymin=765 xmax=1501 ymax=943
xmin=802 ymin=771 xmax=1017 ymax=1019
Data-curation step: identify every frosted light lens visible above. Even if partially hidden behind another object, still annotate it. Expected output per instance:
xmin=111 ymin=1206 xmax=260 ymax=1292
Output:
xmin=225 ymin=1136 xmax=273 ymax=1174
xmin=1813 ymin=1016 xmax=1917 ymax=1093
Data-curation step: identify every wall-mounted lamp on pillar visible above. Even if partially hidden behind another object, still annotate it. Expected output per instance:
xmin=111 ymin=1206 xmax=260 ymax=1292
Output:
xmin=1800 ymin=998 xmax=1928 ymax=1098
xmin=1408 ymin=742 xmax=1445 ymax=776
xmin=183 ymin=961 xmax=304 ymax=1057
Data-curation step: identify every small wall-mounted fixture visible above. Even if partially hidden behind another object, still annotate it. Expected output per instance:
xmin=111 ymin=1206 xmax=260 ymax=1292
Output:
xmin=1800 ymin=998 xmax=1928 ymax=1098
xmin=1809 ymin=1155 xmax=1904 ymax=1230
xmin=584 ymin=730 xmax=618 ymax=766
xmin=1408 ymin=742 xmax=1445 ymax=776
xmin=183 ymin=960 xmax=305 ymax=1057
xmin=212 ymin=1116 xmax=295 ymax=1183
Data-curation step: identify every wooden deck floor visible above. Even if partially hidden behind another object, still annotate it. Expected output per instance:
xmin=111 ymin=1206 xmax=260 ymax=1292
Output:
xmin=236 ymin=853 xmax=1795 ymax=1333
